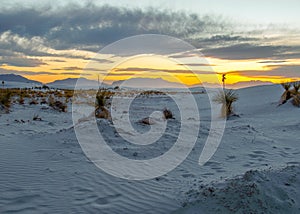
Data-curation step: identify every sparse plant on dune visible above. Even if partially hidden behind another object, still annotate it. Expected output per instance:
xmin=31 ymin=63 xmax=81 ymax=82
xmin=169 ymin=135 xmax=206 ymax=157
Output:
xmin=48 ymin=95 xmax=67 ymax=112
xmin=95 ymin=89 xmax=111 ymax=119
xmin=213 ymin=89 xmax=238 ymax=118
xmin=18 ymin=94 xmax=24 ymax=105
xmin=280 ymin=82 xmax=292 ymax=104
xmin=291 ymin=82 xmax=300 ymax=107
xmin=279 ymin=81 xmax=300 ymax=107
xmin=40 ymin=98 xmax=47 ymax=105
xmin=0 ymin=89 xmax=11 ymax=113
xmin=49 ymin=100 xmax=67 ymax=112
xmin=292 ymin=82 xmax=300 ymax=93
xmin=33 ymin=114 xmax=42 ymax=121
xmin=163 ymin=108 xmax=174 ymax=119
xmin=292 ymin=94 xmax=300 ymax=107
xmin=29 ymin=99 xmax=38 ymax=105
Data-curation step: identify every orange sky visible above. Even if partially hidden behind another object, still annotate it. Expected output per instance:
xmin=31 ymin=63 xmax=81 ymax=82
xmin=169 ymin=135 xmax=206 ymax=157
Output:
xmin=2 ymin=52 xmax=299 ymax=88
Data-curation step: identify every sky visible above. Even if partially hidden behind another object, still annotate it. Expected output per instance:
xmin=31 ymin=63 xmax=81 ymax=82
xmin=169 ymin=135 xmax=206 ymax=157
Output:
xmin=0 ymin=0 xmax=300 ymax=87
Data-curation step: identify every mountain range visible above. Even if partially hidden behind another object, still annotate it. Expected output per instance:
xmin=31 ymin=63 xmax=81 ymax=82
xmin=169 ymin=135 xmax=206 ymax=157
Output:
xmin=0 ymin=74 xmax=274 ymax=89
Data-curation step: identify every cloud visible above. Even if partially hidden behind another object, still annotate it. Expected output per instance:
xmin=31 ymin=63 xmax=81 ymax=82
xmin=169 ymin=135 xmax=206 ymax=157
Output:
xmin=0 ymin=4 xmax=229 ymax=53
xmin=0 ymin=3 xmax=299 ymax=66
xmin=0 ymin=68 xmax=90 ymax=76
xmin=203 ymin=43 xmax=300 ymax=60
xmin=228 ymin=64 xmax=300 ymax=79
xmin=203 ymin=44 xmax=284 ymax=60
xmin=113 ymin=67 xmax=215 ymax=74
xmin=0 ymin=56 xmax=46 ymax=67
xmin=258 ymin=60 xmax=287 ymax=64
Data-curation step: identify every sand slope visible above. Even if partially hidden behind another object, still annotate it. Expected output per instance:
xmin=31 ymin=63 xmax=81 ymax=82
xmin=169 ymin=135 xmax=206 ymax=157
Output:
xmin=0 ymin=84 xmax=299 ymax=213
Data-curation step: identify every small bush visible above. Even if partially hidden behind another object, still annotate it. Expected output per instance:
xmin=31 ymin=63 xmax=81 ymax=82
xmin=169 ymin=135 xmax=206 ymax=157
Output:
xmin=96 ymin=92 xmax=106 ymax=108
xmin=29 ymin=99 xmax=38 ymax=105
xmin=0 ymin=89 xmax=11 ymax=112
xmin=33 ymin=114 xmax=42 ymax=121
xmin=40 ymin=98 xmax=47 ymax=105
xmin=281 ymin=82 xmax=291 ymax=91
xmin=213 ymin=89 xmax=238 ymax=118
xmin=18 ymin=94 xmax=25 ymax=105
xmin=293 ymin=82 xmax=300 ymax=93
xmin=163 ymin=108 xmax=173 ymax=119
xmin=95 ymin=106 xmax=110 ymax=119
xmin=49 ymin=100 xmax=67 ymax=112
xmin=292 ymin=94 xmax=300 ymax=107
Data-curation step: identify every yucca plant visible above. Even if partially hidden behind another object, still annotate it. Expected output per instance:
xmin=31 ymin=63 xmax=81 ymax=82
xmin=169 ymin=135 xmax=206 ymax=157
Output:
xmin=280 ymin=82 xmax=292 ymax=104
xmin=213 ymin=89 xmax=238 ymax=118
xmin=292 ymin=82 xmax=300 ymax=94
xmin=292 ymin=94 xmax=300 ymax=107
xmin=95 ymin=89 xmax=110 ymax=119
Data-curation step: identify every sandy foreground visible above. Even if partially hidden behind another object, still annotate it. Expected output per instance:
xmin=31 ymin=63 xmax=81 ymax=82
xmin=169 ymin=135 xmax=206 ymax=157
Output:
xmin=0 ymin=84 xmax=299 ymax=213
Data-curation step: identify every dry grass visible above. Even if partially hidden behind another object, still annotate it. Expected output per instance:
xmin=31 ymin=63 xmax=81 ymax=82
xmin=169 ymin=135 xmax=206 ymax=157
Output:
xmin=163 ymin=108 xmax=173 ymax=119
xmin=95 ymin=89 xmax=113 ymax=119
xmin=280 ymin=81 xmax=300 ymax=106
xmin=0 ymin=89 xmax=12 ymax=112
xmin=292 ymin=94 xmax=300 ymax=107
xmin=213 ymin=89 xmax=238 ymax=118
xmin=281 ymin=82 xmax=291 ymax=91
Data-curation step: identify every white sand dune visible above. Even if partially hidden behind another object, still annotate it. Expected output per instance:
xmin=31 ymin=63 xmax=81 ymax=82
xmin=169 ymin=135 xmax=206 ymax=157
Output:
xmin=0 ymin=84 xmax=299 ymax=213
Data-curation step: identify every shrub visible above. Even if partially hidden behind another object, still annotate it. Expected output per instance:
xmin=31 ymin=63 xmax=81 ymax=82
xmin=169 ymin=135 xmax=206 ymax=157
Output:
xmin=18 ymin=94 xmax=25 ymax=105
xmin=281 ymin=82 xmax=291 ymax=91
xmin=292 ymin=94 xmax=300 ymax=107
xmin=280 ymin=82 xmax=292 ymax=104
xmin=293 ymin=82 xmax=300 ymax=93
xmin=213 ymin=89 xmax=238 ymax=118
xmin=163 ymin=108 xmax=173 ymax=119
xmin=95 ymin=89 xmax=112 ymax=119
xmin=40 ymin=98 xmax=47 ymax=105
xmin=96 ymin=92 xmax=106 ymax=108
xmin=0 ymin=89 xmax=11 ymax=112
xmin=33 ymin=114 xmax=42 ymax=121
xmin=49 ymin=100 xmax=67 ymax=112
xmin=29 ymin=99 xmax=38 ymax=105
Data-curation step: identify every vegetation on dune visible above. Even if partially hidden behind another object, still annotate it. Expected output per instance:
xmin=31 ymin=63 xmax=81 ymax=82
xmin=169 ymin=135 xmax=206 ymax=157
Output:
xmin=138 ymin=90 xmax=166 ymax=97
xmin=280 ymin=82 xmax=292 ymax=104
xmin=163 ymin=108 xmax=174 ymax=119
xmin=0 ymin=89 xmax=12 ymax=112
xmin=213 ymin=89 xmax=238 ymax=118
xmin=280 ymin=81 xmax=300 ymax=107
xmin=95 ymin=89 xmax=113 ymax=119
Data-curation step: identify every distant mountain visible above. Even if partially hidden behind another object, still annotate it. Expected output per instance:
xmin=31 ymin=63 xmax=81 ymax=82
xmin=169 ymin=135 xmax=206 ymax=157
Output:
xmin=0 ymin=74 xmax=41 ymax=85
xmin=227 ymin=80 xmax=273 ymax=89
xmin=112 ymin=78 xmax=184 ymax=89
xmin=47 ymin=77 xmax=106 ymax=89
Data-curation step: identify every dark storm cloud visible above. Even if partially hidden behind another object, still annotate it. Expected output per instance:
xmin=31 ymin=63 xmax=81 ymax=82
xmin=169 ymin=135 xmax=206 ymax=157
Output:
xmin=0 ymin=3 xmax=299 ymax=63
xmin=0 ymin=4 xmax=228 ymax=52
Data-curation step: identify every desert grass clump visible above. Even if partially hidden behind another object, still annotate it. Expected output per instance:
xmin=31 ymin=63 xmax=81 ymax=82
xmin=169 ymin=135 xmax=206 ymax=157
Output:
xmin=213 ymin=89 xmax=238 ymax=118
xmin=95 ymin=89 xmax=112 ymax=119
xmin=49 ymin=100 xmax=67 ymax=112
xmin=292 ymin=81 xmax=300 ymax=94
xmin=0 ymin=89 xmax=12 ymax=112
xmin=163 ymin=108 xmax=174 ymax=119
xmin=280 ymin=82 xmax=292 ymax=104
xmin=33 ymin=114 xmax=42 ymax=121
xmin=29 ymin=99 xmax=38 ymax=105
xmin=292 ymin=94 xmax=300 ymax=107
xmin=18 ymin=93 xmax=25 ymax=105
